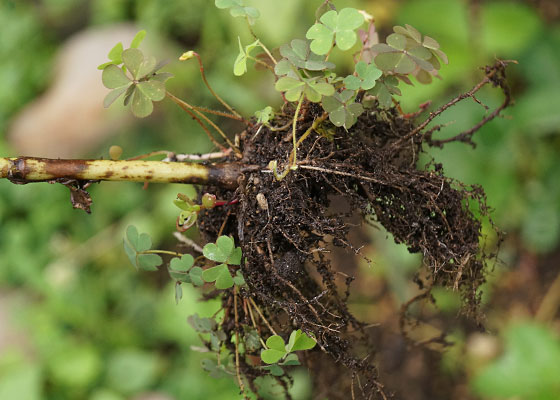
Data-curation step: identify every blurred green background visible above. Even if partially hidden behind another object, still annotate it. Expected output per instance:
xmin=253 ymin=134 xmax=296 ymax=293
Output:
xmin=0 ymin=0 xmax=559 ymax=399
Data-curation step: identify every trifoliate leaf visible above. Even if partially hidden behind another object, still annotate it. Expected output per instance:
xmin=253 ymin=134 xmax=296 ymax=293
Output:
xmin=255 ymin=106 xmax=274 ymax=125
xmin=234 ymin=37 xmax=260 ymax=76
xmin=343 ymin=61 xmax=382 ymax=90
xmin=261 ymin=335 xmax=287 ymax=364
xmin=215 ymin=0 xmax=260 ymax=24
xmin=169 ymin=255 xmax=195 ymax=281
xmin=279 ymin=39 xmax=335 ymax=71
xmin=306 ymin=8 xmax=364 ymax=55
xmin=322 ymin=90 xmax=364 ymax=129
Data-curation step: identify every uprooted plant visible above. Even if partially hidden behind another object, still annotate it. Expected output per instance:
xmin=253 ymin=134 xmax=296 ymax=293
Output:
xmin=0 ymin=1 xmax=513 ymax=398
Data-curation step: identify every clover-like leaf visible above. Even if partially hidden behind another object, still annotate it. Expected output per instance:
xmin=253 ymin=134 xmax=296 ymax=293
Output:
xmin=203 ymin=235 xmax=238 ymax=264
xmin=123 ymin=225 xmax=163 ymax=271
xmin=372 ymin=24 xmax=448 ymax=77
xmin=188 ymin=313 xmax=217 ymax=333
xmin=279 ymin=39 xmax=335 ymax=71
xmin=255 ymin=106 xmax=274 ymax=125
xmin=322 ymin=90 xmax=364 ymax=130
xmin=215 ymin=0 xmax=260 ymax=24
xmin=275 ymin=76 xmax=334 ymax=103
xmin=306 ymin=8 xmax=364 ymax=55
xmin=261 ymin=335 xmax=288 ymax=364
xmin=189 ymin=267 xmax=204 ymax=286
xmin=343 ymin=61 xmax=382 ymax=90
xmin=234 ymin=37 xmax=260 ymax=76
xmin=286 ymin=329 xmax=317 ymax=352
xmin=368 ymin=76 xmax=401 ymax=108
xmin=169 ymin=254 xmax=195 ymax=282
xmin=233 ymin=270 xmax=245 ymax=286
xmin=202 ymin=264 xmax=234 ymax=289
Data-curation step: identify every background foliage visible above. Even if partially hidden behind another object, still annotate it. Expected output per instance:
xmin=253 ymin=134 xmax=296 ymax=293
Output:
xmin=0 ymin=0 xmax=559 ymax=399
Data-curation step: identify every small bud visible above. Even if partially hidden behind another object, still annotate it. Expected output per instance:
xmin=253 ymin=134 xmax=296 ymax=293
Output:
xmin=179 ymin=51 xmax=195 ymax=61
xmin=202 ymin=193 xmax=216 ymax=208
xmin=109 ymin=145 xmax=123 ymax=160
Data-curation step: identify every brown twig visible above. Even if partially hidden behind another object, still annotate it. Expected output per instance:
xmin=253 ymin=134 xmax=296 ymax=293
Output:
xmin=392 ymin=60 xmax=514 ymax=149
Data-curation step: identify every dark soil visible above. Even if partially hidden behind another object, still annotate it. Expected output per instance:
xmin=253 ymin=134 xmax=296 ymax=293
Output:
xmin=196 ymin=63 xmax=510 ymax=399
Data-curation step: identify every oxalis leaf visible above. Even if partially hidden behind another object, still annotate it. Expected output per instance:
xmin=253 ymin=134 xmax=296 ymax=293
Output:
xmin=278 ymin=39 xmax=335 ymax=71
xmin=343 ymin=61 xmax=382 ymax=90
xmin=168 ymin=254 xmax=194 ymax=282
xmin=202 ymin=264 xmax=234 ymax=289
xmin=123 ymin=225 xmax=163 ymax=271
xmin=322 ymin=90 xmax=364 ymax=130
xmin=275 ymin=76 xmax=334 ymax=103
xmin=215 ymin=0 xmax=260 ymax=24
xmin=306 ymin=8 xmax=364 ymax=55
xmin=286 ymin=329 xmax=317 ymax=352
xmin=261 ymin=335 xmax=287 ymax=364
xmin=368 ymin=76 xmax=401 ymax=108
xmin=203 ymin=236 xmax=241 ymax=265
xmin=234 ymin=37 xmax=260 ymax=76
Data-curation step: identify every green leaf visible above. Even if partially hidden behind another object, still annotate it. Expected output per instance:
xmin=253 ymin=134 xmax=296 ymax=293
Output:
xmin=102 ymin=65 xmax=130 ymax=89
xmin=280 ymin=353 xmax=301 ymax=366
xmin=321 ymin=90 xmax=364 ymax=129
xmin=189 ymin=266 xmax=205 ymax=286
xmin=261 ymin=335 xmax=287 ymax=364
xmin=306 ymin=8 xmax=364 ymax=55
xmin=136 ymin=253 xmax=162 ymax=271
xmin=123 ymin=240 xmax=137 ymax=269
xmin=343 ymin=61 xmax=382 ymax=90
xmin=202 ymin=264 xmax=234 ymax=289
xmin=136 ymin=81 xmax=165 ymax=101
xmin=234 ymin=38 xmax=260 ymax=76
xmin=174 ymin=282 xmax=183 ymax=304
xmin=188 ymin=314 xmax=216 ymax=332
xmin=151 ymin=72 xmax=174 ymax=83
xmin=233 ymin=270 xmax=245 ymax=286
xmin=136 ymin=232 xmax=152 ymax=252
xmin=136 ymin=55 xmax=157 ymax=79
xmin=169 ymin=255 xmax=195 ymax=281
xmin=130 ymin=30 xmax=146 ymax=49
xmin=98 ymin=42 xmax=124 ymax=69
xmin=275 ymin=77 xmax=305 ymax=101
xmin=286 ymin=329 xmax=317 ymax=352
xmin=472 ymin=322 xmax=560 ymax=399
xmin=306 ymin=23 xmax=333 ymax=55
xmin=264 ymin=364 xmax=285 ymax=376
xmin=131 ymin=88 xmax=153 ymax=118
xmin=279 ymin=39 xmax=335 ymax=71
xmin=255 ymin=106 xmax=274 ymax=125
xmin=104 ymin=86 xmax=130 ymax=108
xmin=122 ymin=48 xmax=144 ymax=79
xmin=203 ymin=235 xmax=236 ymax=263
xmin=386 ymin=33 xmax=407 ymax=50
xmin=215 ymin=0 xmax=260 ymax=24
xmin=274 ymin=59 xmax=293 ymax=76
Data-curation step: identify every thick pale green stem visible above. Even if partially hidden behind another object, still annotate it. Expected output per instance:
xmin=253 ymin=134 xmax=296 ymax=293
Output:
xmin=0 ymin=157 xmax=242 ymax=189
